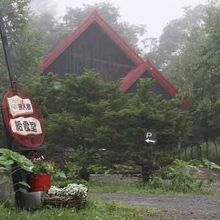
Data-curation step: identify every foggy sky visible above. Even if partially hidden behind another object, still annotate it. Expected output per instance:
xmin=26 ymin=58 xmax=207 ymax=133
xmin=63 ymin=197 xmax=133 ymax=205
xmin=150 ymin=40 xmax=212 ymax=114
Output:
xmin=54 ymin=0 xmax=208 ymax=38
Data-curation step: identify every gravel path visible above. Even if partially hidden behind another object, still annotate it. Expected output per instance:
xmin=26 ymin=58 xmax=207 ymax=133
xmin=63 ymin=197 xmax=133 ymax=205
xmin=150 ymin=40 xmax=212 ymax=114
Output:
xmin=92 ymin=193 xmax=220 ymax=219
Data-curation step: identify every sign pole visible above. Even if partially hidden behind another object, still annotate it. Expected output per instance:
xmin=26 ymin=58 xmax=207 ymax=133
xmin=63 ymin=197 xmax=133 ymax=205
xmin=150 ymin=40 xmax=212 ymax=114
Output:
xmin=0 ymin=10 xmax=27 ymax=208
xmin=0 ymin=9 xmax=15 ymax=88
xmin=0 ymin=9 xmax=45 ymax=209
xmin=145 ymin=131 xmax=157 ymax=172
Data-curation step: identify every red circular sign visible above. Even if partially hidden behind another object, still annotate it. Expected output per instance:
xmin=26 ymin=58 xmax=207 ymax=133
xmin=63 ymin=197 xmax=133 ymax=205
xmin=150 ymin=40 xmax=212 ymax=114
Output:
xmin=2 ymin=84 xmax=45 ymax=148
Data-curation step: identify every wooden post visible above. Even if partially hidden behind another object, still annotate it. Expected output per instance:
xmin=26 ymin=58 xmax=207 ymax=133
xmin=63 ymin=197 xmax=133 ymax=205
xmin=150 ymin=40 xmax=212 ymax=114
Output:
xmin=206 ymin=140 xmax=209 ymax=159
xmin=184 ymin=147 xmax=187 ymax=161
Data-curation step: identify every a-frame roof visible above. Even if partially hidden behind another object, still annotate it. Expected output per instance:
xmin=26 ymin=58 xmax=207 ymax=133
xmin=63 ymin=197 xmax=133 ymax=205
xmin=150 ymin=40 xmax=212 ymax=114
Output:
xmin=41 ymin=11 xmax=184 ymax=102
xmin=41 ymin=11 xmax=142 ymax=71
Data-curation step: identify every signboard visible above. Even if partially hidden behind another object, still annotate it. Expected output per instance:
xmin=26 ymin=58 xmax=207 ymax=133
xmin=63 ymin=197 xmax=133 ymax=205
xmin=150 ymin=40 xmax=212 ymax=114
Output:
xmin=7 ymin=95 xmax=33 ymax=117
xmin=10 ymin=117 xmax=42 ymax=136
xmin=145 ymin=132 xmax=157 ymax=144
xmin=2 ymin=85 xmax=45 ymax=148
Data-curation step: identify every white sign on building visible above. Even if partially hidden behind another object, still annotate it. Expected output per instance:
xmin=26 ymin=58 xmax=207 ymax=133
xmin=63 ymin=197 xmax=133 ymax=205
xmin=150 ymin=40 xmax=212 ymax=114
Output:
xmin=10 ymin=117 xmax=42 ymax=136
xmin=7 ymin=95 xmax=33 ymax=117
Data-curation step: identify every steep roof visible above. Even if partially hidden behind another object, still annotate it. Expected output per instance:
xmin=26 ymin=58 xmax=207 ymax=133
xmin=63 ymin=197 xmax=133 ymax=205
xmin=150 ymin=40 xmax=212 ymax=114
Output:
xmin=41 ymin=11 xmax=142 ymax=71
xmin=41 ymin=11 xmax=183 ymax=101
xmin=122 ymin=60 xmax=178 ymax=96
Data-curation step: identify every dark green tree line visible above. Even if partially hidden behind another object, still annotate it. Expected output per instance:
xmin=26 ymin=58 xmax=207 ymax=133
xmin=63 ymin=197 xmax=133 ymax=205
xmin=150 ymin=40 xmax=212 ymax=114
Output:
xmin=160 ymin=1 xmax=220 ymax=153
xmin=28 ymin=71 xmax=190 ymax=168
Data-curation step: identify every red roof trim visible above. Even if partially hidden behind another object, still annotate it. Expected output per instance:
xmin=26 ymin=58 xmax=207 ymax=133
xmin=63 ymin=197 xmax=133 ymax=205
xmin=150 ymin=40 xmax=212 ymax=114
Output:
xmin=122 ymin=61 xmax=179 ymax=97
xmin=41 ymin=11 xmax=143 ymax=71
xmin=145 ymin=60 xmax=178 ymax=97
xmin=122 ymin=63 xmax=148 ymax=92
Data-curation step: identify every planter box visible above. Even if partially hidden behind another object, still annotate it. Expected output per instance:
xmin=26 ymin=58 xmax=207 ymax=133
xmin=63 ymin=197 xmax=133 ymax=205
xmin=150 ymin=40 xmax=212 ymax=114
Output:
xmin=0 ymin=173 xmax=14 ymax=204
xmin=29 ymin=174 xmax=52 ymax=192
xmin=44 ymin=195 xmax=87 ymax=209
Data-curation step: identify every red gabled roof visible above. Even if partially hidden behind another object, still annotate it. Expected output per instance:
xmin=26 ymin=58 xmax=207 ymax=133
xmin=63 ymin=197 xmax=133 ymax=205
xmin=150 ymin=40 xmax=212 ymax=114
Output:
xmin=122 ymin=60 xmax=178 ymax=97
xmin=122 ymin=61 xmax=190 ymax=108
xmin=41 ymin=11 xmax=185 ymax=103
xmin=41 ymin=11 xmax=143 ymax=71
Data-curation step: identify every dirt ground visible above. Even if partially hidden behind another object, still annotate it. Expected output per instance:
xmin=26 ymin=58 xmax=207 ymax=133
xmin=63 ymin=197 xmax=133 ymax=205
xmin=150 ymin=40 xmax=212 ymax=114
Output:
xmin=92 ymin=192 xmax=220 ymax=220
xmin=91 ymin=169 xmax=220 ymax=219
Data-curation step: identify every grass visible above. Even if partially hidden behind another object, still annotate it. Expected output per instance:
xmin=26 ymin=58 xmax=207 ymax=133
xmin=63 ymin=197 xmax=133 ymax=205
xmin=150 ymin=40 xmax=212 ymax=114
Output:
xmin=89 ymin=182 xmax=219 ymax=196
xmin=1 ymin=181 xmax=219 ymax=220
xmin=90 ymin=182 xmax=167 ymax=194
xmin=0 ymin=198 xmax=161 ymax=220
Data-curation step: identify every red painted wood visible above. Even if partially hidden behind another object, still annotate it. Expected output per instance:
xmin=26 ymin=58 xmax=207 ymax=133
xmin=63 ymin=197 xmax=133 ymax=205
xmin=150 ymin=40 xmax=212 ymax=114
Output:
xmin=122 ymin=61 xmax=178 ymax=96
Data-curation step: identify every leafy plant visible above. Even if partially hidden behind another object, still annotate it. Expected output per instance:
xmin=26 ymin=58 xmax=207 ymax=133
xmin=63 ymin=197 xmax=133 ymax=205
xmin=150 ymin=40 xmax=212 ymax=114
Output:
xmin=32 ymin=160 xmax=55 ymax=175
xmin=63 ymin=162 xmax=81 ymax=179
xmin=190 ymin=159 xmax=220 ymax=172
xmin=150 ymin=159 xmax=211 ymax=193
xmin=88 ymin=164 xmax=110 ymax=174
xmin=0 ymin=148 xmax=33 ymax=173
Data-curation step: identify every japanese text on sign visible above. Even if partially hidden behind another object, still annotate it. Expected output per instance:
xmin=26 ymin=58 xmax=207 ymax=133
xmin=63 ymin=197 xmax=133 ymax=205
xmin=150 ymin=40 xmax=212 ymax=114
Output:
xmin=10 ymin=117 xmax=42 ymax=136
xmin=7 ymin=95 xmax=33 ymax=117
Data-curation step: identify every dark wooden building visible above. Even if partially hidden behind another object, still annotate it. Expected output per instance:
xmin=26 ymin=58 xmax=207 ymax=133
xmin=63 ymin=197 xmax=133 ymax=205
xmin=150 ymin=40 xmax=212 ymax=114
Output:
xmin=41 ymin=11 xmax=188 ymax=105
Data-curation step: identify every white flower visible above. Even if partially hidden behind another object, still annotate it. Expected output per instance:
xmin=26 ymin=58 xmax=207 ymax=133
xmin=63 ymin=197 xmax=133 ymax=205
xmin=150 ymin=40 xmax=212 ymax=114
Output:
xmin=48 ymin=186 xmax=62 ymax=195
xmin=48 ymin=183 xmax=88 ymax=199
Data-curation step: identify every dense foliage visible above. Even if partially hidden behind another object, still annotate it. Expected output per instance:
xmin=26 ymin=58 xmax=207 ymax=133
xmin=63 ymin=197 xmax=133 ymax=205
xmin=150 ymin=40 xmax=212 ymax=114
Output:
xmin=145 ymin=1 xmax=220 ymax=159
xmin=0 ymin=0 xmax=219 ymax=175
xmin=164 ymin=2 xmax=220 ymax=147
xmin=27 ymin=71 xmax=190 ymax=170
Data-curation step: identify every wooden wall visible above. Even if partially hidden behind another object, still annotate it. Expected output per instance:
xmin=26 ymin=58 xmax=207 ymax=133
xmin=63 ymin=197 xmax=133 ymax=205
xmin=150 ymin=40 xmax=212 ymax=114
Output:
xmin=45 ymin=23 xmax=136 ymax=81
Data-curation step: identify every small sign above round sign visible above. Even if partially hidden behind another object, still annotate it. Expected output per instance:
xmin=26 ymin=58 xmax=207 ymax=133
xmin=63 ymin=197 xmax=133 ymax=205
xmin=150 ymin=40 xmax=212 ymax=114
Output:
xmin=2 ymin=84 xmax=45 ymax=148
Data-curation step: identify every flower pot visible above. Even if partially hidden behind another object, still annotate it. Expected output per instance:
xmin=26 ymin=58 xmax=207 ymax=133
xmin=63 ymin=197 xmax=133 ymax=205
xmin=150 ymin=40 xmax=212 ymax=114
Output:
xmin=20 ymin=191 xmax=43 ymax=210
xmin=29 ymin=174 xmax=52 ymax=192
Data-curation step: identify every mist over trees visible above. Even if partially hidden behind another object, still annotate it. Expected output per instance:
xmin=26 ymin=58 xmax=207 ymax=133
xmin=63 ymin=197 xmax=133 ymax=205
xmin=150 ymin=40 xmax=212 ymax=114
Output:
xmin=0 ymin=0 xmax=219 ymax=167
xmin=149 ymin=5 xmax=206 ymax=73
xmin=29 ymin=1 xmax=147 ymax=53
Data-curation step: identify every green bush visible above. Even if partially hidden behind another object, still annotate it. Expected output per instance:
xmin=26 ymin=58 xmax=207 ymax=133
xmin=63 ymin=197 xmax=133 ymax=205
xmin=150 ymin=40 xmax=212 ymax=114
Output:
xmin=150 ymin=159 xmax=211 ymax=193
xmin=190 ymin=158 xmax=220 ymax=172
xmin=88 ymin=164 xmax=111 ymax=174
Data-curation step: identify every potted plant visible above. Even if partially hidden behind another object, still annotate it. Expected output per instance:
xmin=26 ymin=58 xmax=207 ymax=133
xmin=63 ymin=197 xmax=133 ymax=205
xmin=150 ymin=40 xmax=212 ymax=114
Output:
xmin=28 ymin=157 xmax=55 ymax=192
xmin=44 ymin=183 xmax=88 ymax=209
xmin=0 ymin=148 xmax=43 ymax=209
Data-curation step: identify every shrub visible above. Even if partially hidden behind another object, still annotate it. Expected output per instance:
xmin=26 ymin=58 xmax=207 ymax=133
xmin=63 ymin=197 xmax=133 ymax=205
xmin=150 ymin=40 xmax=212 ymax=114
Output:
xmin=150 ymin=159 xmax=211 ymax=193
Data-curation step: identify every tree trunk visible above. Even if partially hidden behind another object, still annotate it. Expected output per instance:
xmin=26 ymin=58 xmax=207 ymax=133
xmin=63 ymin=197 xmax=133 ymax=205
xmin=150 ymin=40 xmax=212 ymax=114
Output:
xmin=184 ymin=148 xmax=187 ymax=160
xmin=214 ymin=141 xmax=220 ymax=161
xmin=205 ymin=140 xmax=209 ymax=160
xmin=199 ymin=145 xmax=202 ymax=159
xmin=190 ymin=146 xmax=193 ymax=160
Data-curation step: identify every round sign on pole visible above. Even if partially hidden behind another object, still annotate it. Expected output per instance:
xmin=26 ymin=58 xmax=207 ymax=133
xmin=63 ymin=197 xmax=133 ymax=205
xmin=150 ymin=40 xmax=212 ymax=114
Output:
xmin=2 ymin=84 xmax=45 ymax=148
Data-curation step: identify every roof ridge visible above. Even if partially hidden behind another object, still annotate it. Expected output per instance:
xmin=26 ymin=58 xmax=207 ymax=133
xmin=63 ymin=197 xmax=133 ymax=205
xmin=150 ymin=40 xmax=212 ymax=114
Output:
xmin=41 ymin=10 xmax=143 ymax=72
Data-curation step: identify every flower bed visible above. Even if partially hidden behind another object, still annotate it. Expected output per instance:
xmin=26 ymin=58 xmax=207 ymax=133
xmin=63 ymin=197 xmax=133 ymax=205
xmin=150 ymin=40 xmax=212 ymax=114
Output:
xmin=44 ymin=184 xmax=88 ymax=209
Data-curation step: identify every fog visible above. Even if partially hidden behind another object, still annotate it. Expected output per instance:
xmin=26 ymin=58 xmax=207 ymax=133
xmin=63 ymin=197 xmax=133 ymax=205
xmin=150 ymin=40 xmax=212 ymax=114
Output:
xmin=52 ymin=0 xmax=208 ymax=38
